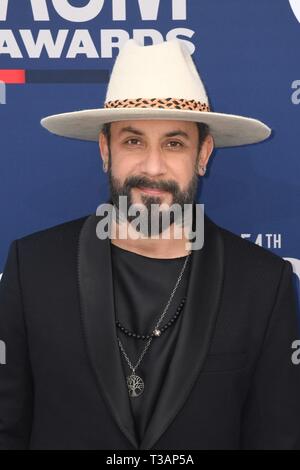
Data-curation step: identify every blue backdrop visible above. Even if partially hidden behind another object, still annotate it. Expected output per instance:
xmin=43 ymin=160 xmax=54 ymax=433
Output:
xmin=0 ymin=0 xmax=299 ymax=308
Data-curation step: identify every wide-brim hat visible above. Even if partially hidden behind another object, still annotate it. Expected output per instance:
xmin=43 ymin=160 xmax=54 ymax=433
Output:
xmin=40 ymin=39 xmax=271 ymax=148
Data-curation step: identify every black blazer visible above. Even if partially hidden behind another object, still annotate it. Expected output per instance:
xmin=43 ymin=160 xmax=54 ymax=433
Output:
xmin=0 ymin=212 xmax=299 ymax=450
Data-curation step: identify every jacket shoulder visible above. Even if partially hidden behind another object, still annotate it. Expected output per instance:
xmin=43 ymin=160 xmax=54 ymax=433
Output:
xmin=15 ymin=214 xmax=90 ymax=250
xmin=206 ymin=216 xmax=287 ymax=272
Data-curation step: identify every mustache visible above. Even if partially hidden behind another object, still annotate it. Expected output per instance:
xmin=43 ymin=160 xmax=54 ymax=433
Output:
xmin=123 ymin=175 xmax=180 ymax=194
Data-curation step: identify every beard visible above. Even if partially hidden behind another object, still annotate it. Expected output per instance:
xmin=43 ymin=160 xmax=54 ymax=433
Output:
xmin=107 ymin=149 xmax=200 ymax=237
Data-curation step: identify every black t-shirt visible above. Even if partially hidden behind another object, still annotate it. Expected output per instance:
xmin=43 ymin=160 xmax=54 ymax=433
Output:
xmin=110 ymin=241 xmax=192 ymax=446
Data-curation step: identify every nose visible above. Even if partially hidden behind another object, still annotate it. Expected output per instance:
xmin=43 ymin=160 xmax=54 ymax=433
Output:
xmin=139 ymin=145 xmax=167 ymax=178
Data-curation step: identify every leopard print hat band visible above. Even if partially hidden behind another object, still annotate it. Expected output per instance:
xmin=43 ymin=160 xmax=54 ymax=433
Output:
xmin=104 ymin=97 xmax=210 ymax=112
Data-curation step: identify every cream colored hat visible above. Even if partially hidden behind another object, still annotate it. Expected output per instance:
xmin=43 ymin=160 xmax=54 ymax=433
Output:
xmin=40 ymin=38 xmax=271 ymax=148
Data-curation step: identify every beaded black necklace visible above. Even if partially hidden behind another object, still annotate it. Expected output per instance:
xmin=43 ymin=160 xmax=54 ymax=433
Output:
xmin=115 ymin=296 xmax=186 ymax=340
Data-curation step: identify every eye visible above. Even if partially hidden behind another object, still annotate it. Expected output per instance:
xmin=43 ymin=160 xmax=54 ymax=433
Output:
xmin=166 ymin=141 xmax=183 ymax=148
xmin=125 ymin=138 xmax=141 ymax=146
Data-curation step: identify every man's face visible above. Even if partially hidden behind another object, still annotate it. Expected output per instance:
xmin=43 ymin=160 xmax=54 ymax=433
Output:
xmin=99 ymin=119 xmax=212 ymax=235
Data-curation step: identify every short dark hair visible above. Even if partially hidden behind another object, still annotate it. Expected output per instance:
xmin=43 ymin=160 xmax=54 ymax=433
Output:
xmin=101 ymin=121 xmax=210 ymax=154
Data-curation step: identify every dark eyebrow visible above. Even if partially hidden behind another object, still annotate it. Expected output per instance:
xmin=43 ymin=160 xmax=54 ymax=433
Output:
xmin=164 ymin=130 xmax=189 ymax=139
xmin=118 ymin=126 xmax=190 ymax=139
xmin=118 ymin=126 xmax=144 ymax=136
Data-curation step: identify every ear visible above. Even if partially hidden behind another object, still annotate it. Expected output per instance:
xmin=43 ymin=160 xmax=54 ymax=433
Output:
xmin=99 ymin=131 xmax=109 ymax=166
xmin=197 ymin=134 xmax=214 ymax=175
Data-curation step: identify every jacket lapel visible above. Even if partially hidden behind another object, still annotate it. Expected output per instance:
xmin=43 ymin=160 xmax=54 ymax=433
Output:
xmin=77 ymin=212 xmax=139 ymax=449
xmin=139 ymin=213 xmax=225 ymax=449
xmin=77 ymin=208 xmax=224 ymax=450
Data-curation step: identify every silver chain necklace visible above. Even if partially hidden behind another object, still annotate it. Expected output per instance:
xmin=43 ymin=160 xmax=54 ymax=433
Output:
xmin=117 ymin=250 xmax=192 ymax=398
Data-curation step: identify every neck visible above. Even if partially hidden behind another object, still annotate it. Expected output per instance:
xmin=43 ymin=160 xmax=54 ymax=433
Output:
xmin=109 ymin=218 xmax=192 ymax=259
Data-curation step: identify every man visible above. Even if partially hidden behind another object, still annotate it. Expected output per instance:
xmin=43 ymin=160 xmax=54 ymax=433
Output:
xmin=0 ymin=39 xmax=299 ymax=450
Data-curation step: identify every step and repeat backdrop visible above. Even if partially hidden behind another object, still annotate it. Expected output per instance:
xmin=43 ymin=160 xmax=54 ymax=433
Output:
xmin=0 ymin=0 xmax=299 ymax=308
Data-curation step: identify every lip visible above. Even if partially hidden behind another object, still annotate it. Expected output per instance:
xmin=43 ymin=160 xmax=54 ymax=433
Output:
xmin=138 ymin=187 xmax=167 ymax=195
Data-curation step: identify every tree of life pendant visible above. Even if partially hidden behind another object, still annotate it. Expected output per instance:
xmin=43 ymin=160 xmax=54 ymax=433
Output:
xmin=127 ymin=372 xmax=144 ymax=397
